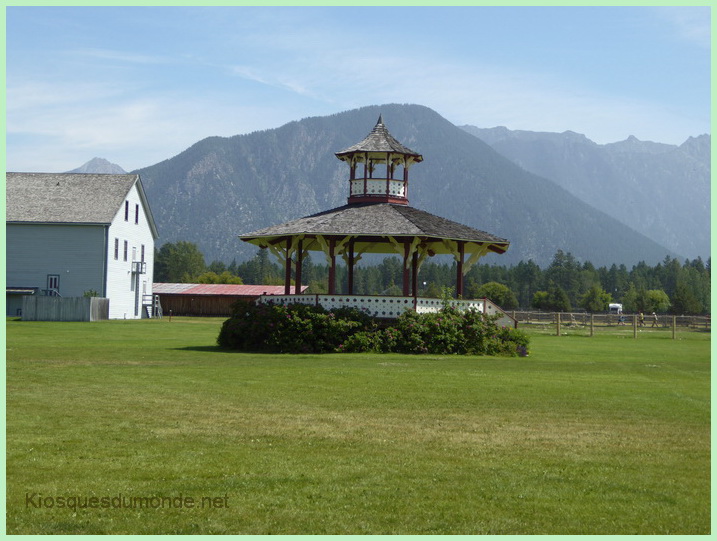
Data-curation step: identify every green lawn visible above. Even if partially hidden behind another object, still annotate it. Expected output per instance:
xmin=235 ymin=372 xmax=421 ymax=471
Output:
xmin=6 ymin=317 xmax=710 ymax=534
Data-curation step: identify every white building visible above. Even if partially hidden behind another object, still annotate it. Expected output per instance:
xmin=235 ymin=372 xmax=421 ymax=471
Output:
xmin=6 ymin=172 xmax=159 ymax=319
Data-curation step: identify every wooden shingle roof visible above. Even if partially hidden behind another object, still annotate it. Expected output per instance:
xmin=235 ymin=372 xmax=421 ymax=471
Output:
xmin=6 ymin=172 xmax=159 ymax=238
xmin=335 ymin=115 xmax=423 ymax=160
xmin=240 ymin=203 xmax=509 ymax=253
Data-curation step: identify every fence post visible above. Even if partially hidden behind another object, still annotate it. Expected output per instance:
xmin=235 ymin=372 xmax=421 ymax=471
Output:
xmin=672 ymin=315 xmax=676 ymax=340
xmin=633 ymin=314 xmax=637 ymax=338
xmin=556 ymin=312 xmax=561 ymax=336
xmin=590 ymin=313 xmax=594 ymax=337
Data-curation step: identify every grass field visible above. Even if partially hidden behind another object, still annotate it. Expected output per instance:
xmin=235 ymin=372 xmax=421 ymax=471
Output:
xmin=5 ymin=317 xmax=710 ymax=534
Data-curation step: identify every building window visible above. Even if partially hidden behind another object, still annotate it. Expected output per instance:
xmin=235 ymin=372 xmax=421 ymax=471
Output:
xmin=114 ymin=238 xmax=119 ymax=260
xmin=124 ymin=240 xmax=128 ymax=262
xmin=135 ymin=204 xmax=139 ymax=224
xmin=141 ymin=244 xmax=145 ymax=262
xmin=47 ymin=275 xmax=60 ymax=294
xmin=125 ymin=201 xmax=129 ymax=221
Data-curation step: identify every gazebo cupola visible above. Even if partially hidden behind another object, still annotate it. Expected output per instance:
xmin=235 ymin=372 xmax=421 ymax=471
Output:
xmin=335 ymin=115 xmax=423 ymax=205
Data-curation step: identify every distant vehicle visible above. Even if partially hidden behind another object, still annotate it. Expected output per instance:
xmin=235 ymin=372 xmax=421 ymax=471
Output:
xmin=609 ymin=303 xmax=623 ymax=314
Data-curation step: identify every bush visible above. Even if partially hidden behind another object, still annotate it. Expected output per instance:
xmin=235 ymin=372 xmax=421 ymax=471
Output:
xmin=218 ymin=301 xmax=530 ymax=357
xmin=388 ymin=307 xmax=529 ymax=356
xmin=217 ymin=301 xmax=374 ymax=354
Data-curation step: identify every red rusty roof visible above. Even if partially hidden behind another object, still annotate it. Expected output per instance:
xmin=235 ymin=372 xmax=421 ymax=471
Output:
xmin=153 ymin=283 xmax=307 ymax=296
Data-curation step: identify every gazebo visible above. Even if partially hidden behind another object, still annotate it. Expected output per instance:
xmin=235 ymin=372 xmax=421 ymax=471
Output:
xmin=239 ymin=116 xmax=513 ymax=322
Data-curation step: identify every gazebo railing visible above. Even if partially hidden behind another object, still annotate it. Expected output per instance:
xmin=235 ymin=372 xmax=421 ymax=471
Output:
xmin=350 ymin=178 xmax=406 ymax=197
xmin=257 ymin=294 xmax=517 ymax=328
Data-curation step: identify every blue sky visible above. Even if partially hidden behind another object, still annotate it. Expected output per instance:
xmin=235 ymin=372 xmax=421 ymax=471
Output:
xmin=6 ymin=6 xmax=711 ymax=172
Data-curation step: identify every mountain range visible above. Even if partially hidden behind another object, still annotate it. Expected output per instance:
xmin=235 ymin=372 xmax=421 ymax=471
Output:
xmin=72 ymin=104 xmax=708 ymax=268
xmin=460 ymin=125 xmax=710 ymax=260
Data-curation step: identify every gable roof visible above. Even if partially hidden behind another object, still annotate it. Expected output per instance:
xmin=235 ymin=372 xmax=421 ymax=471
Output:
xmin=6 ymin=172 xmax=159 ymax=238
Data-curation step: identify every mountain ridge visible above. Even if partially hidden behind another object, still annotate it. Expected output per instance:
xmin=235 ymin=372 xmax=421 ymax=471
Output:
xmin=130 ymin=104 xmax=679 ymax=267
xmin=66 ymin=105 xmax=703 ymax=267
xmin=460 ymin=125 xmax=710 ymax=259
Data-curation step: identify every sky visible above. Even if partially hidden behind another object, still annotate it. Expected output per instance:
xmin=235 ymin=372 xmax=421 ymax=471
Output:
xmin=5 ymin=5 xmax=712 ymax=173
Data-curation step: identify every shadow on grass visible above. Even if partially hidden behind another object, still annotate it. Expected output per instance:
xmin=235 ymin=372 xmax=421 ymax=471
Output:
xmin=173 ymin=345 xmax=292 ymax=355
xmin=173 ymin=345 xmax=236 ymax=354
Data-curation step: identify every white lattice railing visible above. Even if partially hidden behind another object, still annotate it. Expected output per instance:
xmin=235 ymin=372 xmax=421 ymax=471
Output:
xmin=257 ymin=294 xmax=517 ymax=328
xmin=350 ymin=179 xmax=405 ymax=197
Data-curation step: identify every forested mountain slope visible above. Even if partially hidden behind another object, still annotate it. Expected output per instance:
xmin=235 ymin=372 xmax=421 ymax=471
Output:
xmin=134 ymin=104 xmax=678 ymax=267
xmin=461 ymin=125 xmax=710 ymax=259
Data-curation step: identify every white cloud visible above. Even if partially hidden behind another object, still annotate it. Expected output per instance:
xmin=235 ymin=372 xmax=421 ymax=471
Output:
xmin=230 ymin=65 xmax=271 ymax=86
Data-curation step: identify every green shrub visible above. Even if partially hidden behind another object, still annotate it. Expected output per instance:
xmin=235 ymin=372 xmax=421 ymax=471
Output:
xmin=388 ymin=307 xmax=529 ymax=356
xmin=340 ymin=330 xmax=385 ymax=353
xmin=218 ymin=301 xmax=374 ymax=353
xmin=219 ymin=301 xmax=529 ymax=357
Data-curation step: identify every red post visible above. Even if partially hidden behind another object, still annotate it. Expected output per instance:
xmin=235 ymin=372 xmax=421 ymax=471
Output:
xmin=386 ymin=152 xmax=391 ymax=196
xmin=402 ymin=242 xmax=410 ymax=297
xmin=347 ymin=239 xmax=355 ymax=295
xmin=327 ymin=238 xmax=336 ymax=295
xmin=294 ymin=239 xmax=303 ymax=295
xmin=456 ymin=241 xmax=465 ymax=298
xmin=403 ymin=165 xmax=409 ymax=200
xmin=284 ymin=238 xmax=292 ymax=295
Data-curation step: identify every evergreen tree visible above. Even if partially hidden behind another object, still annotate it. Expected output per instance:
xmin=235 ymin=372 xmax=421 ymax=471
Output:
xmin=547 ymin=283 xmax=572 ymax=312
xmin=207 ymin=260 xmax=227 ymax=274
xmin=671 ymin=282 xmax=702 ymax=315
xmin=545 ymin=250 xmax=580 ymax=305
xmin=154 ymin=241 xmax=206 ymax=282
xmin=532 ymin=283 xmax=571 ymax=311
xmin=512 ymin=259 xmax=541 ymax=308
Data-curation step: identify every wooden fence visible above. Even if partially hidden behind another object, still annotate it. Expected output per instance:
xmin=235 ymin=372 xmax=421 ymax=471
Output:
xmin=510 ymin=311 xmax=710 ymax=337
xmin=22 ymin=296 xmax=109 ymax=322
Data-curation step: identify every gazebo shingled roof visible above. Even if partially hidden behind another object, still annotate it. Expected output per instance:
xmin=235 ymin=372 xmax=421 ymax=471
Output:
xmin=335 ymin=115 xmax=423 ymax=159
xmin=242 ymin=203 xmax=508 ymax=253
xmin=239 ymin=116 xmax=509 ymax=298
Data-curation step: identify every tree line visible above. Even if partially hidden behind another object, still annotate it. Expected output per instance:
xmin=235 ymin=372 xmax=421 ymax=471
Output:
xmin=154 ymin=242 xmax=710 ymax=315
